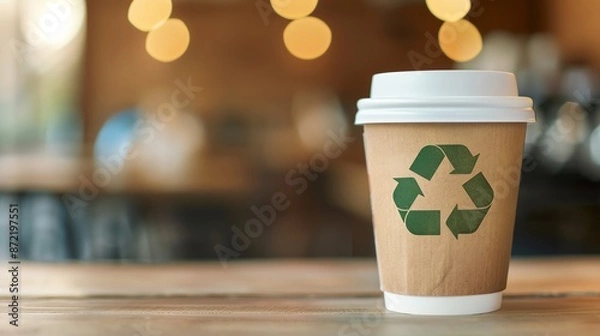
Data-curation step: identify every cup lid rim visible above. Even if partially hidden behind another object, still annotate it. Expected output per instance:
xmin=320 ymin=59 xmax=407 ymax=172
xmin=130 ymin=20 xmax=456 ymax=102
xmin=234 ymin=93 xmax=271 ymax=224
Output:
xmin=357 ymin=70 xmax=536 ymax=124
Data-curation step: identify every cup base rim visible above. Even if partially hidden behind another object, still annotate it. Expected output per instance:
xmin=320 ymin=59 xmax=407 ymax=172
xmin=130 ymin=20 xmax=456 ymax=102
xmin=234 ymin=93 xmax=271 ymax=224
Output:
xmin=383 ymin=291 xmax=502 ymax=315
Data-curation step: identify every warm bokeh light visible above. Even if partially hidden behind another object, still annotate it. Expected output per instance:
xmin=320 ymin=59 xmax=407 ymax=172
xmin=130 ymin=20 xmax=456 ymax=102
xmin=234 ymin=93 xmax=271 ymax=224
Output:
xmin=438 ymin=19 xmax=482 ymax=62
xmin=426 ymin=0 xmax=471 ymax=22
xmin=292 ymin=90 xmax=347 ymax=152
xmin=145 ymin=18 xmax=190 ymax=63
xmin=21 ymin=0 xmax=86 ymax=50
xmin=283 ymin=17 xmax=331 ymax=60
xmin=128 ymin=0 xmax=172 ymax=32
xmin=270 ymin=0 xmax=318 ymax=20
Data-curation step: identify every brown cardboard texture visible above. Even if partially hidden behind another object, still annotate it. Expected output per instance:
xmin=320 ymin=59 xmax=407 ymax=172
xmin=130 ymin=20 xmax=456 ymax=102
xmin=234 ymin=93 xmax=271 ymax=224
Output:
xmin=363 ymin=123 xmax=526 ymax=296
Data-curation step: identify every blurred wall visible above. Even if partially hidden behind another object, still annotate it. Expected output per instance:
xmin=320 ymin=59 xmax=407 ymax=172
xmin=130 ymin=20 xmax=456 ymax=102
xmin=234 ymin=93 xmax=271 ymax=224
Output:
xmin=83 ymin=0 xmax=533 ymax=146
xmin=543 ymin=0 xmax=600 ymax=71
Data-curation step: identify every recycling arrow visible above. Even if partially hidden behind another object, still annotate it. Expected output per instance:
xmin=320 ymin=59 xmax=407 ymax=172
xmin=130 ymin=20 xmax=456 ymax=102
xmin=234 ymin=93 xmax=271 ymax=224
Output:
xmin=408 ymin=145 xmax=445 ymax=181
xmin=409 ymin=145 xmax=480 ymax=180
xmin=446 ymin=172 xmax=494 ymax=238
xmin=446 ymin=207 xmax=489 ymax=238
xmin=393 ymin=178 xmax=423 ymax=213
xmin=392 ymin=178 xmax=440 ymax=235
xmin=393 ymin=144 xmax=494 ymax=239
xmin=404 ymin=210 xmax=441 ymax=235
xmin=438 ymin=145 xmax=480 ymax=175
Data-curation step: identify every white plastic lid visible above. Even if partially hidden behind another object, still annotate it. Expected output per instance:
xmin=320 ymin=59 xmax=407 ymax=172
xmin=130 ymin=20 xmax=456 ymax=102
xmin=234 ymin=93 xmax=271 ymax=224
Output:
xmin=356 ymin=70 xmax=535 ymax=124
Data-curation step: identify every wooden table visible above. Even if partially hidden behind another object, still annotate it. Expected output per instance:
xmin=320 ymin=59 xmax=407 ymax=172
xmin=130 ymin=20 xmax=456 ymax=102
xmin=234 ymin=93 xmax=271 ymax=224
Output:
xmin=1 ymin=258 xmax=599 ymax=335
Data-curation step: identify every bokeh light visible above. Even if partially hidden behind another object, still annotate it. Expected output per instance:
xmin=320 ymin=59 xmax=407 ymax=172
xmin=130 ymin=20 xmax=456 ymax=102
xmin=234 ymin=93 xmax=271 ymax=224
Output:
xmin=438 ymin=19 xmax=482 ymax=62
xmin=145 ymin=18 xmax=190 ymax=63
xmin=21 ymin=0 xmax=86 ymax=50
xmin=283 ymin=17 xmax=332 ymax=60
xmin=292 ymin=90 xmax=347 ymax=152
xmin=589 ymin=127 xmax=600 ymax=167
xmin=426 ymin=0 xmax=471 ymax=22
xmin=457 ymin=32 xmax=522 ymax=72
xmin=135 ymin=110 xmax=205 ymax=186
xmin=128 ymin=0 xmax=172 ymax=32
xmin=270 ymin=0 xmax=318 ymax=20
xmin=93 ymin=109 xmax=139 ymax=186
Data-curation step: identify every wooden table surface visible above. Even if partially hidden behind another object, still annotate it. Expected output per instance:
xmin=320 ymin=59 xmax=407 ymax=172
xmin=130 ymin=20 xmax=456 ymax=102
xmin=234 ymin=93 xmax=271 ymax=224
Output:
xmin=1 ymin=258 xmax=599 ymax=335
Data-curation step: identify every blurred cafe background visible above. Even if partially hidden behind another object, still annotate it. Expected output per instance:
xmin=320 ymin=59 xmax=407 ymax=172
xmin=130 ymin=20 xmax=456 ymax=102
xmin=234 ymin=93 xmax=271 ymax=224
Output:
xmin=1 ymin=0 xmax=600 ymax=262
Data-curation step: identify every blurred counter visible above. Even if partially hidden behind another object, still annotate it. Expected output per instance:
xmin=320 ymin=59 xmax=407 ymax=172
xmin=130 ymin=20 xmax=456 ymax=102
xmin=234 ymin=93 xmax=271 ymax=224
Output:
xmin=0 ymin=152 xmax=256 ymax=195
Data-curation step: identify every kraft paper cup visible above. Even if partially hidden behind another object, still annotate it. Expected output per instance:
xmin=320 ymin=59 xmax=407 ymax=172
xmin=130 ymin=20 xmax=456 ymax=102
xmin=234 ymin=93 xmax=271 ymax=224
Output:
xmin=355 ymin=71 xmax=535 ymax=315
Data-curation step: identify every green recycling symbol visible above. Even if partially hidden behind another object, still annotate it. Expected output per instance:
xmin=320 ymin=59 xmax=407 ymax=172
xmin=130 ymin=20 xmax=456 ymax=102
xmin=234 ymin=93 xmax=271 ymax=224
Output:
xmin=393 ymin=145 xmax=494 ymax=239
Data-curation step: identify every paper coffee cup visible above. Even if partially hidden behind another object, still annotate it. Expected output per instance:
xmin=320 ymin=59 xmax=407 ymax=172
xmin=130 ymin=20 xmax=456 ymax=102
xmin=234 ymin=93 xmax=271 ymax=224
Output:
xmin=355 ymin=71 xmax=535 ymax=315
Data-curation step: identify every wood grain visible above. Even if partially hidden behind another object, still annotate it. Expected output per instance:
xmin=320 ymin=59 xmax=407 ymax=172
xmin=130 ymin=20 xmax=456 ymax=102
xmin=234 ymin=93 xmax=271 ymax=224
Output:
xmin=1 ymin=297 xmax=599 ymax=335
xmin=12 ymin=258 xmax=600 ymax=298
xmin=1 ymin=258 xmax=598 ymax=335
